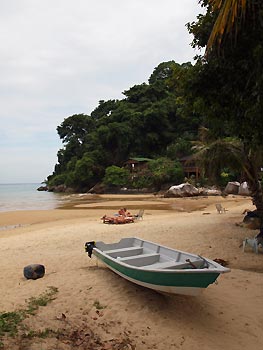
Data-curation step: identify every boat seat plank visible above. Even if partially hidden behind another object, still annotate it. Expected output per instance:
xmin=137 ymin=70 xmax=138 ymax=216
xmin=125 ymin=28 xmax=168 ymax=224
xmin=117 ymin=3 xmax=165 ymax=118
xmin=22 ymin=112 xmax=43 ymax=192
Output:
xmin=118 ymin=253 xmax=160 ymax=267
xmin=104 ymin=246 xmax=142 ymax=254
xmin=104 ymin=246 xmax=143 ymax=258
xmin=119 ymin=253 xmax=159 ymax=261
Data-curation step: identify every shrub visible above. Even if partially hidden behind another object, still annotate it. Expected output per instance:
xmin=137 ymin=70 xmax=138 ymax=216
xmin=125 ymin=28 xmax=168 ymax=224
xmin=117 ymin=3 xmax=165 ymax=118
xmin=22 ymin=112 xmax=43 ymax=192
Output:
xmin=103 ymin=166 xmax=130 ymax=186
xmin=48 ymin=174 xmax=67 ymax=187
xmin=148 ymin=157 xmax=184 ymax=188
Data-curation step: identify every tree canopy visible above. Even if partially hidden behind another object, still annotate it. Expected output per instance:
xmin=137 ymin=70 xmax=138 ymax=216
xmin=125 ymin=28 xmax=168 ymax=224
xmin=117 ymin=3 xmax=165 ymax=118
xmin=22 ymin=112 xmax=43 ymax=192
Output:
xmin=187 ymin=0 xmax=263 ymax=217
xmin=47 ymin=1 xmax=263 ymax=206
xmin=47 ymin=61 xmax=201 ymax=191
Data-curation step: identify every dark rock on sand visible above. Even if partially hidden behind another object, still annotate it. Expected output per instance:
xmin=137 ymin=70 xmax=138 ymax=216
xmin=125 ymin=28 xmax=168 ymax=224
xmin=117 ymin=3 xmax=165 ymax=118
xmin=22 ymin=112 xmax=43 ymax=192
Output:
xmin=23 ymin=264 xmax=45 ymax=280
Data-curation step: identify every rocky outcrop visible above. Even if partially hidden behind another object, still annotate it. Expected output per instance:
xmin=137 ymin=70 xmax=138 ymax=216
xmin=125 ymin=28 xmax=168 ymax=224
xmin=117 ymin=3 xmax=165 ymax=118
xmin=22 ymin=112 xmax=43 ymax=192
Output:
xmin=224 ymin=181 xmax=240 ymax=194
xmin=47 ymin=185 xmax=74 ymax=193
xmin=88 ymin=183 xmax=108 ymax=194
xmin=165 ymin=183 xmax=199 ymax=198
xmin=199 ymin=187 xmax=222 ymax=196
xmin=37 ymin=185 xmax=48 ymax=191
xmin=224 ymin=181 xmax=251 ymax=196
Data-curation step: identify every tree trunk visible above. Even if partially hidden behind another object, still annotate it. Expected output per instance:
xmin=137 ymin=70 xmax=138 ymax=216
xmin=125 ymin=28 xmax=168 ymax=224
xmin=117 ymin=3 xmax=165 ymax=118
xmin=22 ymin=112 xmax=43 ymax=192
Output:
xmin=244 ymin=159 xmax=263 ymax=228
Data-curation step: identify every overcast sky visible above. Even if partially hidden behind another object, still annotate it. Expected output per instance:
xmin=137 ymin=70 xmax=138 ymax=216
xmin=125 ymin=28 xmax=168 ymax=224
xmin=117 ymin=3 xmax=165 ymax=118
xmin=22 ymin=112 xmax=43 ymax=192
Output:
xmin=0 ymin=0 xmax=204 ymax=184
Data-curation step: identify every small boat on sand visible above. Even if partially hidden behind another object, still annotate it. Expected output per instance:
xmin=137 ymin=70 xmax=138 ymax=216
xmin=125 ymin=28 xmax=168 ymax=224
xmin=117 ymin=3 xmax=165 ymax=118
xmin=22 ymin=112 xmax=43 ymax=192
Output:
xmin=85 ymin=237 xmax=230 ymax=296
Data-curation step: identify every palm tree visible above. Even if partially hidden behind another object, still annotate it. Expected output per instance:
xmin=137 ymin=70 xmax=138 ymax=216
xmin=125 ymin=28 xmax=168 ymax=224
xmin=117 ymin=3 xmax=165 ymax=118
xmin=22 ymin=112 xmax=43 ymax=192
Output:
xmin=206 ymin=0 xmax=251 ymax=49
xmin=192 ymin=129 xmax=263 ymax=223
xmin=200 ymin=1 xmax=263 ymax=224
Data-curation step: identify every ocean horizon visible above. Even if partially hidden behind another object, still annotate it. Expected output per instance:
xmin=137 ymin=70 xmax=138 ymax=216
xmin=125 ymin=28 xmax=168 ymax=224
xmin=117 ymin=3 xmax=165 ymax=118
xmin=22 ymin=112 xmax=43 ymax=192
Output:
xmin=0 ymin=183 xmax=65 ymax=212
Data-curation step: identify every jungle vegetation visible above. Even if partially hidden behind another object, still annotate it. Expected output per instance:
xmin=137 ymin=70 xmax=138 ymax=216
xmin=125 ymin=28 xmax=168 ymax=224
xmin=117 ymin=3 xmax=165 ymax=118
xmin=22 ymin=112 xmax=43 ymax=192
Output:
xmin=187 ymin=0 xmax=263 ymax=220
xmin=47 ymin=0 xmax=263 ymax=209
xmin=47 ymin=61 xmax=202 ymax=192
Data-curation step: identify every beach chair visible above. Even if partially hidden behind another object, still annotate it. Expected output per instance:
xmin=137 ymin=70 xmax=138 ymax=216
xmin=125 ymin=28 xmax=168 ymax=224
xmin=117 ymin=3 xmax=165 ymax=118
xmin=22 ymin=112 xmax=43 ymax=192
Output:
xmin=215 ymin=203 xmax=226 ymax=214
xmin=242 ymin=236 xmax=263 ymax=254
xmin=134 ymin=209 xmax=144 ymax=220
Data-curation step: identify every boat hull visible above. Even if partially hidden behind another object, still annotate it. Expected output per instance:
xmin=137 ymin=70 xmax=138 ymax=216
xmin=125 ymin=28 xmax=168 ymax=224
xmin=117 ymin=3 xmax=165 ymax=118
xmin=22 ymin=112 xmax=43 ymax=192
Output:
xmin=85 ymin=237 xmax=230 ymax=296
xmin=106 ymin=268 xmax=204 ymax=296
xmin=93 ymin=250 xmax=220 ymax=296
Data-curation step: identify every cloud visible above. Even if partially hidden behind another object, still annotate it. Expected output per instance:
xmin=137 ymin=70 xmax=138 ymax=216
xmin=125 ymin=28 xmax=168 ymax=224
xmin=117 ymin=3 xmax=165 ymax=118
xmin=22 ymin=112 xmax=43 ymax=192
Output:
xmin=0 ymin=0 xmax=204 ymax=183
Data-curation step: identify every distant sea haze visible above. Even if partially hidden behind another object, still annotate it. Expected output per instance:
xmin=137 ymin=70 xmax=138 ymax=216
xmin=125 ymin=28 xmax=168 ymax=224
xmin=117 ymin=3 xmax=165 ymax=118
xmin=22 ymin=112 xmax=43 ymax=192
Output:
xmin=0 ymin=183 xmax=63 ymax=212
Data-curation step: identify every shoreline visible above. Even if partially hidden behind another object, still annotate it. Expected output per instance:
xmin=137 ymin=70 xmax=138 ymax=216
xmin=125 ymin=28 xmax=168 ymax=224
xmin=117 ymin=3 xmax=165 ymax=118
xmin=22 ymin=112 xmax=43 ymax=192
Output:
xmin=0 ymin=193 xmax=253 ymax=227
xmin=0 ymin=194 xmax=262 ymax=349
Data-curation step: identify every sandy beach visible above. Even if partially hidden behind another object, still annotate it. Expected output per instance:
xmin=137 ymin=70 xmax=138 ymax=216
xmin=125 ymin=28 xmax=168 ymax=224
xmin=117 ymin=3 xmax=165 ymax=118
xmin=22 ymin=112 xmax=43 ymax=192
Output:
xmin=0 ymin=194 xmax=262 ymax=350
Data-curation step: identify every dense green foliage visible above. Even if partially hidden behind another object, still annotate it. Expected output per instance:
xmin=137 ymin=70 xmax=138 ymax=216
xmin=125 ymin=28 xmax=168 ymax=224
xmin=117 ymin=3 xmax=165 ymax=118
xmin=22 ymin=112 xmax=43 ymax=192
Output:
xmin=187 ymin=0 xmax=263 ymax=216
xmin=103 ymin=166 xmax=130 ymax=187
xmin=48 ymin=61 xmax=202 ymax=191
xmin=187 ymin=1 xmax=263 ymax=145
xmin=48 ymin=1 xmax=263 ymax=198
xmin=102 ymin=158 xmax=184 ymax=190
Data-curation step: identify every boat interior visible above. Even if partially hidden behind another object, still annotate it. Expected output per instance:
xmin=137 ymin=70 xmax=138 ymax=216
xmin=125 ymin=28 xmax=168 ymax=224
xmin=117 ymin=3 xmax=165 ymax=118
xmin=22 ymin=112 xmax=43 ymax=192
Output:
xmin=96 ymin=238 xmax=208 ymax=270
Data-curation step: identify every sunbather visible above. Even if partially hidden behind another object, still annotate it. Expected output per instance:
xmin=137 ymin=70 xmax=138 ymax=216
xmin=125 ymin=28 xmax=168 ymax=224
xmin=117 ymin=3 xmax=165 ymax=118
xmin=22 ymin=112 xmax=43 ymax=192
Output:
xmin=118 ymin=207 xmax=131 ymax=216
xmin=118 ymin=208 xmax=126 ymax=216
xmin=101 ymin=213 xmax=134 ymax=224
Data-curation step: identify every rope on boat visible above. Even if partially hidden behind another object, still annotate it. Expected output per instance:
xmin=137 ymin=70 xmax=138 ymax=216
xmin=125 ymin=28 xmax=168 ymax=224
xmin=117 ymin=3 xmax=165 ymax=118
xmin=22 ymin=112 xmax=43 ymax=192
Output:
xmin=198 ymin=255 xmax=209 ymax=269
xmin=185 ymin=259 xmax=198 ymax=269
xmin=185 ymin=256 xmax=209 ymax=269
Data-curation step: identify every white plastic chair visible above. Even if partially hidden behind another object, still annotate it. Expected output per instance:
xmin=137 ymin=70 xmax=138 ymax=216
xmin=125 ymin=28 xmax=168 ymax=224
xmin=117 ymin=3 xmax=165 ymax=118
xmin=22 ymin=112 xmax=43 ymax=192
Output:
xmin=243 ymin=236 xmax=263 ymax=254
xmin=134 ymin=209 xmax=144 ymax=220
xmin=215 ymin=203 xmax=226 ymax=214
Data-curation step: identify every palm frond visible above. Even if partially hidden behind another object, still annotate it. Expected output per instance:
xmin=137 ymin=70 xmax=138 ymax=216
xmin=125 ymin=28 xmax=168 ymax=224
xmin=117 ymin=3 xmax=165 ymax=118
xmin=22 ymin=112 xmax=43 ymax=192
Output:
xmin=192 ymin=138 xmax=245 ymax=179
xmin=207 ymin=0 xmax=248 ymax=50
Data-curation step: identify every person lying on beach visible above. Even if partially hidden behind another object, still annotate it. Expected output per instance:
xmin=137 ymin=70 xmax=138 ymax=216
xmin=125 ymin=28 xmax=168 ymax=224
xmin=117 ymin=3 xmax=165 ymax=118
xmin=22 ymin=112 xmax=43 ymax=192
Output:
xmin=101 ymin=214 xmax=134 ymax=224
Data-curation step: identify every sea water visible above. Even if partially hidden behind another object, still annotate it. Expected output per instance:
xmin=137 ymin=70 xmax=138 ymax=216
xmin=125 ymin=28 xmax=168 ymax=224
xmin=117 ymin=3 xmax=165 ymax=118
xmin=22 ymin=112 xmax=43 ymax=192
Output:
xmin=0 ymin=183 xmax=63 ymax=212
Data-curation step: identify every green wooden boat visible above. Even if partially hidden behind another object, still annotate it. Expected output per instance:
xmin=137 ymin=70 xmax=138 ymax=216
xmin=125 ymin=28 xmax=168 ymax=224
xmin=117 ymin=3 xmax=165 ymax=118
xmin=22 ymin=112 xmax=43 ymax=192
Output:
xmin=85 ymin=237 xmax=230 ymax=296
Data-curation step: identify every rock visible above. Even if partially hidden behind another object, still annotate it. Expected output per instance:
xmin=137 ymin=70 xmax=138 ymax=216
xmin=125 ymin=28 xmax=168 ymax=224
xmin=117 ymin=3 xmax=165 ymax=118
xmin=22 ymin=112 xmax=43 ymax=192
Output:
xmin=243 ymin=210 xmax=260 ymax=229
xmin=37 ymin=186 xmax=48 ymax=191
xmin=200 ymin=188 xmax=222 ymax=196
xmin=88 ymin=183 xmax=107 ymax=194
xmin=54 ymin=185 xmax=67 ymax=192
xmin=65 ymin=187 xmax=75 ymax=193
xmin=165 ymin=183 xmax=199 ymax=197
xmin=238 ymin=182 xmax=251 ymax=196
xmin=23 ymin=264 xmax=45 ymax=280
xmin=224 ymin=181 xmax=240 ymax=194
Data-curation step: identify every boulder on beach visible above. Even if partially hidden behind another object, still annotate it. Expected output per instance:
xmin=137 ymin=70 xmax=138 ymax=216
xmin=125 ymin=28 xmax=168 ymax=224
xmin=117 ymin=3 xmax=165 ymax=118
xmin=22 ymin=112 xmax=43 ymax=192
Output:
xmin=165 ymin=183 xmax=199 ymax=197
xmin=224 ymin=181 xmax=240 ymax=195
xmin=238 ymin=182 xmax=251 ymax=196
xmin=199 ymin=188 xmax=222 ymax=196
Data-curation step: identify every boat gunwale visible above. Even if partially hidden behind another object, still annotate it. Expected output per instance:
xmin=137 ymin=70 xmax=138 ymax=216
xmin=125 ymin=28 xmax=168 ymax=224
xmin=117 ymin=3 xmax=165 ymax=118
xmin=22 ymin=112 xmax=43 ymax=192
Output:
xmin=93 ymin=237 xmax=230 ymax=274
